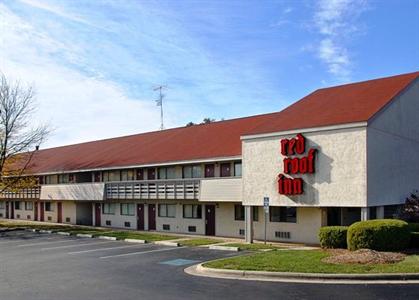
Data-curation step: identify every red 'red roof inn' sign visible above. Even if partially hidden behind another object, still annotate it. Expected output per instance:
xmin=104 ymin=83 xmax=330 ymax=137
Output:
xmin=278 ymin=134 xmax=316 ymax=195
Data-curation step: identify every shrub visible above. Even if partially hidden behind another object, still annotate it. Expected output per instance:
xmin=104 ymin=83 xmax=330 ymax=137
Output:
xmin=318 ymin=226 xmax=348 ymax=249
xmin=410 ymin=232 xmax=419 ymax=248
xmin=347 ymin=219 xmax=410 ymax=251
xmin=407 ymin=223 xmax=419 ymax=232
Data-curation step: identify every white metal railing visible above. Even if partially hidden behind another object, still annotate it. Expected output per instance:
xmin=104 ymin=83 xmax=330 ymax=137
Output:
xmin=105 ymin=179 xmax=200 ymax=200
xmin=0 ymin=187 xmax=41 ymax=199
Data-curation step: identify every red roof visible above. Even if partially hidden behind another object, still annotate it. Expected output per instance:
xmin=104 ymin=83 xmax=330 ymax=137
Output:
xmin=25 ymin=71 xmax=418 ymax=174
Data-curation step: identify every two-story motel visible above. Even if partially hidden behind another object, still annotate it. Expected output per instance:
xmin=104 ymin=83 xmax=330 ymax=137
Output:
xmin=1 ymin=71 xmax=418 ymax=244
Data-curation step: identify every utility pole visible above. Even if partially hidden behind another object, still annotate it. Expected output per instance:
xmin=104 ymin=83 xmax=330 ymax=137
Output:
xmin=153 ymin=85 xmax=166 ymax=130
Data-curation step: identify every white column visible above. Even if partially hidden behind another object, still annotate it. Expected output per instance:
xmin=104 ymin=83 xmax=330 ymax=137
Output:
xmin=376 ymin=206 xmax=385 ymax=219
xmin=244 ymin=206 xmax=253 ymax=244
xmin=361 ymin=207 xmax=369 ymax=221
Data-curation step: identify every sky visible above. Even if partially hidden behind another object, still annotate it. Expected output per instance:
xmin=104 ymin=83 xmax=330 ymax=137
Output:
xmin=0 ymin=0 xmax=418 ymax=148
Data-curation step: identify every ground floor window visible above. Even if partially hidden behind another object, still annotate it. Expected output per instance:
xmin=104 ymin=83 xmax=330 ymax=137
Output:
xmin=45 ymin=202 xmax=53 ymax=212
xmin=158 ymin=204 xmax=176 ymax=218
xmin=25 ymin=202 xmax=33 ymax=211
xmin=369 ymin=207 xmax=377 ymax=219
xmin=234 ymin=205 xmax=259 ymax=221
xmin=103 ymin=203 xmax=116 ymax=215
xmin=384 ymin=205 xmax=401 ymax=219
xmin=14 ymin=201 xmax=21 ymax=210
xmin=183 ymin=204 xmax=201 ymax=219
xmin=0 ymin=202 xmax=4 ymax=209
xmin=120 ymin=203 xmax=135 ymax=216
xmin=269 ymin=207 xmax=297 ymax=223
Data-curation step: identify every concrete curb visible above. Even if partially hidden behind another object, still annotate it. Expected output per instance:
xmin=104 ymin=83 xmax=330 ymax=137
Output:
xmin=154 ymin=241 xmax=179 ymax=247
xmin=76 ymin=233 xmax=94 ymax=238
xmin=184 ymin=263 xmax=419 ymax=284
xmin=98 ymin=236 xmax=117 ymax=241
xmin=209 ymin=245 xmax=240 ymax=251
xmin=124 ymin=238 xmax=146 ymax=244
xmin=39 ymin=230 xmax=53 ymax=234
xmin=0 ymin=227 xmax=25 ymax=232
xmin=56 ymin=232 xmax=71 ymax=236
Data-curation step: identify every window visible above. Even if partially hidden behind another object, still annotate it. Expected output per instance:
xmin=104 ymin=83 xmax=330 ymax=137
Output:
xmin=188 ymin=226 xmax=196 ymax=232
xmin=234 ymin=205 xmax=245 ymax=221
xmin=124 ymin=222 xmax=131 ymax=227
xmin=384 ymin=205 xmax=401 ymax=219
xmin=234 ymin=205 xmax=258 ymax=221
xmin=234 ymin=162 xmax=242 ymax=177
xmin=102 ymin=203 xmax=116 ymax=215
xmin=158 ymin=204 xmax=176 ymax=218
xmin=120 ymin=203 xmax=135 ymax=216
xmin=183 ymin=204 xmax=202 ymax=219
xmin=45 ymin=175 xmax=58 ymax=184
xmin=158 ymin=167 xmax=176 ymax=180
xmin=45 ymin=202 xmax=53 ymax=212
xmin=14 ymin=201 xmax=21 ymax=210
xmin=270 ymin=207 xmax=297 ymax=223
xmin=369 ymin=207 xmax=377 ymax=220
xmin=183 ymin=165 xmax=202 ymax=178
xmin=121 ymin=169 xmax=135 ymax=181
xmin=58 ymin=174 xmax=69 ymax=184
xmin=0 ymin=202 xmax=4 ymax=209
xmin=25 ymin=202 xmax=33 ymax=211
xmin=103 ymin=170 xmax=121 ymax=182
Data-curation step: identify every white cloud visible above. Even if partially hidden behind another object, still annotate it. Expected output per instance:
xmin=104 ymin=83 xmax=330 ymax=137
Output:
xmin=313 ymin=0 xmax=368 ymax=81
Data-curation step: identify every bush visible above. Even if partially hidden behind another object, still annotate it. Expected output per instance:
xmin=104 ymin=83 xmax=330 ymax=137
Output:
xmin=410 ymin=232 xmax=419 ymax=248
xmin=347 ymin=219 xmax=410 ymax=251
xmin=318 ymin=226 xmax=348 ymax=249
xmin=407 ymin=223 xmax=419 ymax=232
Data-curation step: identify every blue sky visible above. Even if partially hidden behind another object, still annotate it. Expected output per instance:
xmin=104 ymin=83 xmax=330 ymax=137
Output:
xmin=0 ymin=0 xmax=418 ymax=148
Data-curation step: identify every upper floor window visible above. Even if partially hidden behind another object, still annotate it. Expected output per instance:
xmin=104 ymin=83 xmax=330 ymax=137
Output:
xmin=234 ymin=162 xmax=242 ymax=177
xmin=121 ymin=169 xmax=135 ymax=181
xmin=103 ymin=170 xmax=121 ymax=182
xmin=45 ymin=175 xmax=58 ymax=185
xmin=183 ymin=165 xmax=202 ymax=178
xmin=158 ymin=167 xmax=176 ymax=180
xmin=58 ymin=174 xmax=69 ymax=184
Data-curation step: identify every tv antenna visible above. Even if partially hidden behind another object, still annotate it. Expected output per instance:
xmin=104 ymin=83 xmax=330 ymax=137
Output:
xmin=153 ymin=85 xmax=167 ymax=130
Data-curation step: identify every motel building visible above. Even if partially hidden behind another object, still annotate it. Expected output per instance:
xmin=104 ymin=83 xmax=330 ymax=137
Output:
xmin=0 ymin=71 xmax=418 ymax=245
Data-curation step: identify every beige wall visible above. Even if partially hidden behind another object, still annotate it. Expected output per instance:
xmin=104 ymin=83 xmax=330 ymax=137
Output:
xmin=200 ymin=178 xmax=242 ymax=202
xmin=367 ymin=79 xmax=419 ymax=206
xmin=242 ymin=127 xmax=367 ymax=207
xmin=215 ymin=202 xmax=245 ymax=238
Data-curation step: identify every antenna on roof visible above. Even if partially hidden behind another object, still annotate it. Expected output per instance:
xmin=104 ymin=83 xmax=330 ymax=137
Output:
xmin=153 ymin=85 xmax=167 ymax=130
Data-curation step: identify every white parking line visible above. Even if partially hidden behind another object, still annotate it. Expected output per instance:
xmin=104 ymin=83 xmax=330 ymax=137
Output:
xmin=17 ymin=239 xmax=77 ymax=247
xmin=68 ymin=244 xmax=144 ymax=255
xmin=41 ymin=241 xmax=114 ymax=251
xmin=100 ymin=246 xmax=185 ymax=259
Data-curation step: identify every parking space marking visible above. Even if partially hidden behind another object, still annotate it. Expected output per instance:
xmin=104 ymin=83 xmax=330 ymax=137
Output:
xmin=100 ymin=246 xmax=185 ymax=259
xmin=41 ymin=241 xmax=115 ymax=251
xmin=68 ymin=244 xmax=144 ymax=255
xmin=17 ymin=239 xmax=78 ymax=247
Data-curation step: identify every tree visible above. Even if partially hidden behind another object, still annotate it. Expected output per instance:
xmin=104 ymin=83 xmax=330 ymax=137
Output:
xmin=399 ymin=190 xmax=419 ymax=222
xmin=0 ymin=73 xmax=50 ymax=192
xmin=186 ymin=118 xmax=217 ymax=127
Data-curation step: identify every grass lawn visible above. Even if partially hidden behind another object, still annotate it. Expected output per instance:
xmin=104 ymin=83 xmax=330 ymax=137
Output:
xmin=95 ymin=231 xmax=176 ymax=242
xmin=204 ymin=250 xmax=419 ymax=274
xmin=180 ymin=238 xmax=224 ymax=247
xmin=222 ymin=243 xmax=281 ymax=251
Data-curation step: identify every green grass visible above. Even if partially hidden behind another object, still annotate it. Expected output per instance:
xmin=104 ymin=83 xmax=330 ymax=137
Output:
xmin=180 ymin=238 xmax=224 ymax=247
xmin=96 ymin=231 xmax=176 ymax=242
xmin=204 ymin=250 xmax=419 ymax=274
xmin=222 ymin=243 xmax=280 ymax=251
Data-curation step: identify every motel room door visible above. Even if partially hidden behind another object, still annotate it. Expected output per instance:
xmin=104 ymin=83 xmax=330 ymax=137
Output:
xmin=137 ymin=204 xmax=144 ymax=230
xmin=148 ymin=204 xmax=156 ymax=230
xmin=95 ymin=203 xmax=101 ymax=227
xmin=40 ymin=202 xmax=45 ymax=222
xmin=5 ymin=201 xmax=9 ymax=219
xmin=10 ymin=201 xmax=14 ymax=219
xmin=57 ymin=202 xmax=63 ymax=223
xmin=34 ymin=201 xmax=38 ymax=221
xmin=205 ymin=205 xmax=216 ymax=236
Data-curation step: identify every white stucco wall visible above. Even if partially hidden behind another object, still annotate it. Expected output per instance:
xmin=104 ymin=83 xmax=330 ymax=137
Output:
xmin=242 ymin=127 xmax=367 ymax=207
xmin=367 ymin=79 xmax=419 ymax=206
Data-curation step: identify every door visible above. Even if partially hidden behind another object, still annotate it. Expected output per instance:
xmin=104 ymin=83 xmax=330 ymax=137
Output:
xmin=147 ymin=168 xmax=156 ymax=180
xmin=148 ymin=204 xmax=156 ymax=230
xmin=57 ymin=202 xmax=63 ymax=223
xmin=137 ymin=204 xmax=145 ymax=230
xmin=205 ymin=205 xmax=216 ymax=236
xmin=5 ymin=202 xmax=9 ymax=219
xmin=40 ymin=202 xmax=45 ymax=222
xmin=95 ymin=203 xmax=101 ymax=227
xmin=220 ymin=163 xmax=231 ymax=177
xmin=204 ymin=164 xmax=215 ymax=178
xmin=34 ymin=202 xmax=38 ymax=221
xmin=10 ymin=201 xmax=14 ymax=219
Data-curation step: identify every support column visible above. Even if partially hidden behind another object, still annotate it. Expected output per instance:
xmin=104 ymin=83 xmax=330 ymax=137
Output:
xmin=376 ymin=206 xmax=385 ymax=219
xmin=244 ymin=206 xmax=253 ymax=244
xmin=361 ymin=207 xmax=369 ymax=221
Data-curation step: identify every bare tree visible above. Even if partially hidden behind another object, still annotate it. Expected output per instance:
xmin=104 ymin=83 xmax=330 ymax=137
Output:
xmin=0 ymin=73 xmax=50 ymax=192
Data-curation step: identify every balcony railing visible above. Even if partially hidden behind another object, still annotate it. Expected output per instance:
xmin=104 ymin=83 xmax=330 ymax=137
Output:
xmin=105 ymin=179 xmax=200 ymax=200
xmin=0 ymin=187 xmax=41 ymax=199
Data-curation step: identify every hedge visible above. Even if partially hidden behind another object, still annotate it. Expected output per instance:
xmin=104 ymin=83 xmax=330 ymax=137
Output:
xmin=347 ymin=219 xmax=410 ymax=251
xmin=318 ymin=226 xmax=348 ymax=249
xmin=411 ymin=232 xmax=419 ymax=248
xmin=407 ymin=223 xmax=419 ymax=232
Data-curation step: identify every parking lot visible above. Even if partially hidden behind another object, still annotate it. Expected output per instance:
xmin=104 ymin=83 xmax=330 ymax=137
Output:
xmin=1 ymin=230 xmax=419 ymax=300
